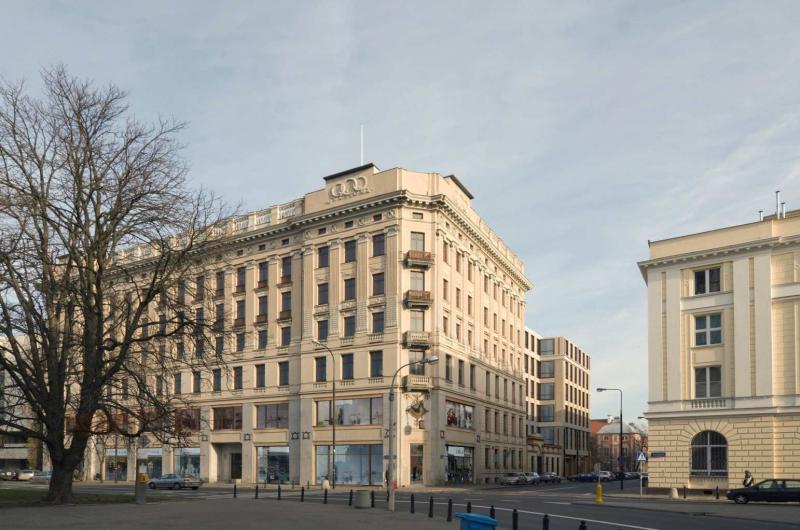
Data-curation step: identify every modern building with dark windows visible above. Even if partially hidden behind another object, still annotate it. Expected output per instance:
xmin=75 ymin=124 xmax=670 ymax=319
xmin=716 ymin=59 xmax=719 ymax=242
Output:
xmin=75 ymin=164 xmax=531 ymax=486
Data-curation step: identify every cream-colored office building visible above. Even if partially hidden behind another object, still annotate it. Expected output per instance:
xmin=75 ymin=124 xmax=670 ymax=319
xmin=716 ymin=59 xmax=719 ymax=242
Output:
xmin=522 ymin=330 xmax=591 ymax=477
xmin=639 ymin=210 xmax=800 ymax=491
xmin=79 ymin=164 xmax=532 ymax=487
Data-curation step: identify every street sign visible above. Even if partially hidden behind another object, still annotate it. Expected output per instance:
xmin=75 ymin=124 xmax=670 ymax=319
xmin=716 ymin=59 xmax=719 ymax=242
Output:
xmin=636 ymin=451 xmax=647 ymax=462
xmin=650 ymin=451 xmax=666 ymax=458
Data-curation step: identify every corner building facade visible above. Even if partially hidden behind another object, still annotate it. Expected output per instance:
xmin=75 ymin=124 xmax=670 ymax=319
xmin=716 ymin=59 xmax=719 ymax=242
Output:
xmin=639 ymin=212 xmax=800 ymax=492
xmin=82 ymin=164 xmax=532 ymax=487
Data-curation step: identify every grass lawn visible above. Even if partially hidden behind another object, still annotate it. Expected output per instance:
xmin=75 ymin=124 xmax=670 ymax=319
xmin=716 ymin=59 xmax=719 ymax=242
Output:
xmin=0 ymin=487 xmax=133 ymax=507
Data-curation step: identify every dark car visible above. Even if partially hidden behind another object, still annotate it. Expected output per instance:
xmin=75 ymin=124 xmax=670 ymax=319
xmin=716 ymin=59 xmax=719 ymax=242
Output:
xmin=147 ymin=474 xmax=202 ymax=490
xmin=726 ymin=479 xmax=800 ymax=504
xmin=539 ymin=472 xmax=561 ymax=484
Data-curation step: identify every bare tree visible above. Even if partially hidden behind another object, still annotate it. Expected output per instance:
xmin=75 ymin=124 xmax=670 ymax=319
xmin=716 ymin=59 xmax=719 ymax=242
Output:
xmin=0 ymin=66 xmax=231 ymax=503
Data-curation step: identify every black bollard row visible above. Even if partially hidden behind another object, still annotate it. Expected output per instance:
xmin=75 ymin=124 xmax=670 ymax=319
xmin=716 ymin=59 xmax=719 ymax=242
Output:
xmin=410 ymin=493 xmax=415 ymax=513
xmin=278 ymin=484 xmax=282 ymax=500
xmin=371 ymin=490 xmax=375 ymax=508
xmin=683 ymin=486 xmax=687 ymax=499
xmin=715 ymin=486 xmax=719 ymax=500
xmin=255 ymin=485 xmax=259 ymax=499
xmin=386 ymin=489 xmax=389 ymax=502
xmin=324 ymin=489 xmax=328 ymax=504
xmin=512 ymin=508 xmax=518 ymax=530
xmin=233 ymin=484 xmax=237 ymax=498
xmin=349 ymin=489 xmax=353 ymax=506
xmin=490 ymin=505 xmax=495 ymax=519
xmin=466 ymin=501 xmax=472 ymax=513
xmin=300 ymin=486 xmax=305 ymax=502
xmin=428 ymin=496 xmax=434 ymax=518
xmin=543 ymin=513 xmax=550 ymax=530
xmin=447 ymin=499 xmax=453 ymax=522
xmin=579 ymin=521 xmax=587 ymax=530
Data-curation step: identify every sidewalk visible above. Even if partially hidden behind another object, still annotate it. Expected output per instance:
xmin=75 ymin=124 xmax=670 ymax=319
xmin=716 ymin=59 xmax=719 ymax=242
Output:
xmin=1 ymin=496 xmax=457 ymax=529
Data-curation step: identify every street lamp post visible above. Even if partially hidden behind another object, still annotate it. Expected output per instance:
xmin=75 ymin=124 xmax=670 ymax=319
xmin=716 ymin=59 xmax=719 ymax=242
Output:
xmin=313 ymin=339 xmax=336 ymax=489
xmin=387 ymin=355 xmax=439 ymax=512
xmin=597 ymin=387 xmax=624 ymax=491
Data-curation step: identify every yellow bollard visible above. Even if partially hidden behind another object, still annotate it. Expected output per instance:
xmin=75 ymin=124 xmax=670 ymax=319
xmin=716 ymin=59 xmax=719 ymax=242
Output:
xmin=595 ymin=482 xmax=604 ymax=505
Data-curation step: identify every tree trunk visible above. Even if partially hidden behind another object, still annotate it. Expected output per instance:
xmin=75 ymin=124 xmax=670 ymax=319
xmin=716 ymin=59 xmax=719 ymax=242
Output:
xmin=46 ymin=462 xmax=77 ymax=504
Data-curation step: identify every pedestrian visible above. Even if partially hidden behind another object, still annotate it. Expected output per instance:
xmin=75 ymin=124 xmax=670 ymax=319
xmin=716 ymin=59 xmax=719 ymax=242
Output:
xmin=742 ymin=470 xmax=754 ymax=487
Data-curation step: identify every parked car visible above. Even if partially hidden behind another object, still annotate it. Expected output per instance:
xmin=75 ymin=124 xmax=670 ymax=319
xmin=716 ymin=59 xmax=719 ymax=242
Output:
xmin=523 ymin=472 xmax=540 ymax=485
xmin=625 ymin=472 xmax=640 ymax=480
xmin=13 ymin=469 xmax=34 ymax=481
xmin=147 ymin=474 xmax=202 ymax=490
xmin=30 ymin=471 xmax=52 ymax=483
xmin=596 ymin=470 xmax=613 ymax=482
xmin=0 ymin=469 xmax=14 ymax=480
xmin=540 ymin=472 xmax=561 ymax=483
xmin=576 ymin=473 xmax=598 ymax=482
xmin=726 ymin=479 xmax=800 ymax=504
xmin=499 ymin=472 xmax=526 ymax=486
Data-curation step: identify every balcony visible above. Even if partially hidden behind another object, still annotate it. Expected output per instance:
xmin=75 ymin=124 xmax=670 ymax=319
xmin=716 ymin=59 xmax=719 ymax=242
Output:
xmin=234 ymin=285 xmax=246 ymax=294
xmin=232 ymin=318 xmax=245 ymax=328
xmin=405 ymin=290 xmax=432 ymax=308
xmin=689 ymin=398 xmax=728 ymax=409
xmin=278 ymin=310 xmax=292 ymax=321
xmin=212 ymin=320 xmax=224 ymax=332
xmin=255 ymin=314 xmax=268 ymax=324
xmin=214 ymin=288 xmax=225 ymax=299
xmin=403 ymin=331 xmax=431 ymax=349
xmin=257 ymin=280 xmax=269 ymax=289
xmin=278 ymin=275 xmax=292 ymax=286
xmin=405 ymin=250 xmax=433 ymax=268
xmin=403 ymin=374 xmax=432 ymax=393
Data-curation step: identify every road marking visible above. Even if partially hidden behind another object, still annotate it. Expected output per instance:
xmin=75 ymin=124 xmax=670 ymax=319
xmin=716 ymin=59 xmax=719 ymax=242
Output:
xmin=544 ymin=501 xmax=570 ymax=505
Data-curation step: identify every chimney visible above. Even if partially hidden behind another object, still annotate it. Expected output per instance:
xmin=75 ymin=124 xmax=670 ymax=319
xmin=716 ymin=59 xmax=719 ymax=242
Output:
xmin=759 ymin=210 xmax=764 ymax=222
xmin=776 ymin=190 xmax=781 ymax=218
xmin=781 ymin=202 xmax=786 ymax=219
xmin=607 ymin=414 xmax=614 ymax=424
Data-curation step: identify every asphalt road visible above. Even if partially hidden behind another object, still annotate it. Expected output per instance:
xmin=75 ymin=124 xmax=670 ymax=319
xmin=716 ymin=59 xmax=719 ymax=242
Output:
xmin=8 ymin=479 xmax=799 ymax=529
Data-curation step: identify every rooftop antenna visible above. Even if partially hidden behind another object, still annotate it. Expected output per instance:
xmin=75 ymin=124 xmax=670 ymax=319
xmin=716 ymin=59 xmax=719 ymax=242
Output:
xmin=776 ymin=190 xmax=781 ymax=217
xmin=759 ymin=210 xmax=764 ymax=222
xmin=360 ymin=124 xmax=364 ymax=166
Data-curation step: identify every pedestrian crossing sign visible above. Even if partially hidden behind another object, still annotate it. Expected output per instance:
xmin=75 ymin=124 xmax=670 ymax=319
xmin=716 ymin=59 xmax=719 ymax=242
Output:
xmin=636 ymin=451 xmax=647 ymax=462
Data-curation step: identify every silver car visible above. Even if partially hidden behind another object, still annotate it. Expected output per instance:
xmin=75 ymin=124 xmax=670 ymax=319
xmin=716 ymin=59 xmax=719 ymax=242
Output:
xmin=499 ymin=472 xmax=526 ymax=486
xmin=146 ymin=474 xmax=202 ymax=490
xmin=523 ymin=472 xmax=541 ymax=484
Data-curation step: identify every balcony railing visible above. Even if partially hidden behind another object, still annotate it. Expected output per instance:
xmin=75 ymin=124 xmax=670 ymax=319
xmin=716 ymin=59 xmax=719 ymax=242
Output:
xmin=255 ymin=314 xmax=268 ymax=323
xmin=403 ymin=374 xmax=432 ymax=392
xmin=235 ymin=285 xmax=246 ymax=294
xmin=257 ymin=280 xmax=269 ymax=289
xmin=403 ymin=331 xmax=431 ymax=349
xmin=689 ymin=398 xmax=728 ymax=409
xmin=278 ymin=275 xmax=292 ymax=285
xmin=278 ymin=310 xmax=292 ymax=321
xmin=233 ymin=318 xmax=245 ymax=328
xmin=405 ymin=290 xmax=432 ymax=308
xmin=405 ymin=250 xmax=434 ymax=268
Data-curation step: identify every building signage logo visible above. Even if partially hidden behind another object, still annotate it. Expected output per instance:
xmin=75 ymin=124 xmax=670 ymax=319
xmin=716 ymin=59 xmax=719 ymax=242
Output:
xmin=329 ymin=176 xmax=370 ymax=201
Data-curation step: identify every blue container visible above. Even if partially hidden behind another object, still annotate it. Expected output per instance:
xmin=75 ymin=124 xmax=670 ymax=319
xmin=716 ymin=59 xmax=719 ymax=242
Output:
xmin=454 ymin=512 xmax=498 ymax=530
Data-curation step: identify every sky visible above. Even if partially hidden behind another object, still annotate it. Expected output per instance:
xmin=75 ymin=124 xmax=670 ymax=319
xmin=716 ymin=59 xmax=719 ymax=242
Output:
xmin=4 ymin=0 xmax=800 ymax=420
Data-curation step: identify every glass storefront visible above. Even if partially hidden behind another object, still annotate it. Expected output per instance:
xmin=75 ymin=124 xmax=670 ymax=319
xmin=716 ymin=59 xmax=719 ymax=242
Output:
xmin=410 ymin=444 xmax=423 ymax=483
xmin=256 ymin=446 xmax=290 ymax=484
xmin=315 ymin=444 xmax=383 ymax=485
xmin=137 ymin=448 xmax=162 ymax=479
xmin=445 ymin=445 xmax=473 ymax=484
xmin=105 ymin=448 xmax=128 ymax=481
xmin=174 ymin=447 xmax=201 ymax=478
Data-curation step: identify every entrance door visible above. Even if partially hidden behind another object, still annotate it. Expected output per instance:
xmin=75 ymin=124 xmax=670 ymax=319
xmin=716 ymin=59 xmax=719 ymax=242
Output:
xmin=230 ymin=453 xmax=242 ymax=481
xmin=410 ymin=444 xmax=423 ymax=483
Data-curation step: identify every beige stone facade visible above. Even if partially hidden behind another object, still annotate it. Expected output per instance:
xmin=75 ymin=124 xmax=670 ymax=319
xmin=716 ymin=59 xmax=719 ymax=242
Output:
xmin=639 ymin=210 xmax=800 ymax=491
xmin=77 ymin=164 xmax=532 ymax=487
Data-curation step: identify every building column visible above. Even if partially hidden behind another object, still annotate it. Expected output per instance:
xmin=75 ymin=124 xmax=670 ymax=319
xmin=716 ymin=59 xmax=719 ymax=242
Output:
xmin=267 ymin=257 xmax=279 ymax=347
xmin=329 ymin=241 xmax=341 ymax=338
xmin=301 ymin=246 xmax=314 ymax=341
xmin=385 ymin=226 xmax=399 ymax=329
xmin=200 ymin=405 xmax=214 ymax=483
xmin=356 ymin=233 xmax=370 ymax=333
xmin=242 ymin=405 xmax=255 ymax=484
xmin=291 ymin=250 xmax=303 ymax=344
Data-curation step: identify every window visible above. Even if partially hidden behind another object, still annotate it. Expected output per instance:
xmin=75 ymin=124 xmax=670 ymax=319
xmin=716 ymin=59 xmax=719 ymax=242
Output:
xmin=469 ymin=364 xmax=476 ymax=390
xmin=318 ymin=246 xmax=329 ymax=268
xmin=236 ymin=267 xmax=246 ymax=291
xmin=370 ymin=351 xmax=383 ymax=377
xmin=315 ymin=357 xmax=327 ymax=382
xmin=281 ymin=291 xmax=292 ymax=312
xmin=213 ymin=406 xmax=243 ymax=430
xmin=540 ymin=360 xmax=555 ymax=378
xmin=177 ymin=341 xmax=185 ymax=360
xmin=278 ymin=361 xmax=289 ymax=386
xmin=539 ymin=426 xmax=555 ymax=444
xmin=233 ymin=367 xmax=243 ymax=390
xmin=467 ymin=294 xmax=472 ymax=314
xmin=485 ymin=372 xmax=490 ymax=396
xmin=372 ymin=273 xmax=384 ymax=295
xmin=373 ymin=213 xmax=382 ymax=222
xmin=412 ymin=212 xmax=423 ymax=220
xmin=456 ymin=252 xmax=461 ymax=273
xmin=445 ymin=401 xmax=474 ymax=429
xmin=341 ymin=353 xmax=354 ymax=380
xmin=539 ymin=338 xmax=554 ymax=355
xmin=344 ymin=220 xmax=354 ymax=229
xmin=695 ymin=366 xmax=722 ymax=398
xmin=236 ymin=332 xmax=245 ymax=352
xmin=373 ymin=233 xmax=385 ymax=256
xmin=694 ymin=267 xmax=721 ymax=295
xmin=281 ymin=256 xmax=292 ymax=281
xmin=458 ymin=360 xmax=465 ymax=385
xmin=213 ymin=369 xmax=222 ymax=392
xmin=174 ymin=373 xmax=182 ymax=395
xmin=215 ymin=271 xmax=225 ymax=294
xmin=215 ymin=303 xmax=224 ymax=326
xmin=372 ymin=312 xmax=384 ymax=333
xmin=281 ymin=326 xmax=291 ymax=346
xmin=176 ymin=408 xmax=200 ymax=432
xmin=192 ymin=371 xmax=201 ymax=393
xmin=442 ymin=315 xmax=448 ymax=336
xmin=256 ymin=403 xmax=289 ymax=429
xmin=316 ymin=398 xmax=383 ymax=426
xmin=691 ymin=431 xmax=727 ymax=477
xmin=317 ymin=319 xmax=329 ymax=341
xmin=410 ymin=271 xmax=425 ymax=291
xmin=410 ymin=232 xmax=425 ymax=252
xmin=344 ymin=240 xmax=357 ymax=262
xmin=410 ymin=310 xmax=424 ymax=331
xmin=255 ymin=364 xmax=265 ymax=388
xmin=538 ymin=404 xmax=555 ymax=422
xmin=539 ymin=383 xmax=554 ymax=400
xmin=409 ymin=350 xmax=426 ymax=375
xmin=445 ymin=354 xmax=453 ymax=381
xmin=258 ymin=261 xmax=268 ymax=285
xmin=215 ymin=335 xmax=225 ymax=355
xmin=443 ymin=279 xmax=448 ymax=301
xmin=344 ymin=315 xmax=356 ymax=337
xmin=695 ymin=314 xmax=722 ymax=345
xmin=258 ymin=329 xmax=268 ymax=349
xmin=443 ymin=242 xmax=449 ymax=263
xmin=318 ymin=283 xmax=329 ymax=305
xmin=344 ymin=278 xmax=356 ymax=300
xmin=258 ymin=295 xmax=268 ymax=317
xmin=236 ymin=299 xmax=245 ymax=320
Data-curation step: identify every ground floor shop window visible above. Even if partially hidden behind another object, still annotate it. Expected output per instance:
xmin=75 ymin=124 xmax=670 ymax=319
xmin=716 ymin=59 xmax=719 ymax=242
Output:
xmin=105 ymin=449 xmax=128 ymax=481
xmin=410 ymin=444 xmax=424 ymax=483
xmin=137 ymin=448 xmax=162 ymax=478
xmin=257 ymin=446 xmax=290 ymax=484
xmin=174 ymin=447 xmax=201 ymax=478
xmin=315 ymin=444 xmax=383 ymax=485
xmin=445 ymin=445 xmax=473 ymax=484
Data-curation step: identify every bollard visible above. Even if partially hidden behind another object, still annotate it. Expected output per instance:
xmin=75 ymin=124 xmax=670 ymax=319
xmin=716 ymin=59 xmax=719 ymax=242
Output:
xmin=490 ymin=505 xmax=495 ymax=519
xmin=579 ymin=521 xmax=587 ymax=530
xmin=300 ymin=486 xmax=305 ymax=502
xmin=349 ymin=489 xmax=353 ymax=506
xmin=386 ymin=489 xmax=390 ymax=502
xmin=278 ymin=484 xmax=282 ymax=500
xmin=447 ymin=499 xmax=453 ymax=522
xmin=410 ymin=493 xmax=415 ymax=513
xmin=234 ymin=484 xmax=237 ymax=498
xmin=466 ymin=501 xmax=472 ymax=513
xmin=371 ymin=490 xmax=375 ymax=508
xmin=543 ymin=514 xmax=550 ymax=530
xmin=594 ymin=482 xmax=604 ymax=505
xmin=512 ymin=509 xmax=518 ymax=530
xmin=428 ymin=496 xmax=434 ymax=518
xmin=324 ymin=489 xmax=328 ymax=504
xmin=683 ymin=485 xmax=687 ymax=499
xmin=715 ymin=486 xmax=719 ymax=500
xmin=255 ymin=485 xmax=259 ymax=499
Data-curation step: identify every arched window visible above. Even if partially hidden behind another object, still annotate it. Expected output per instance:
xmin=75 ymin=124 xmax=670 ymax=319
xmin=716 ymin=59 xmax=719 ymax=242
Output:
xmin=690 ymin=431 xmax=727 ymax=477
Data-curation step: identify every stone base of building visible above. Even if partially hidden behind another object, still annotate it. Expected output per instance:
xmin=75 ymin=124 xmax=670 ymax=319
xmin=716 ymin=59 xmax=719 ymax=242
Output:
xmin=647 ymin=411 xmax=800 ymax=490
